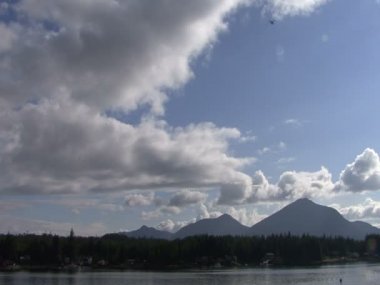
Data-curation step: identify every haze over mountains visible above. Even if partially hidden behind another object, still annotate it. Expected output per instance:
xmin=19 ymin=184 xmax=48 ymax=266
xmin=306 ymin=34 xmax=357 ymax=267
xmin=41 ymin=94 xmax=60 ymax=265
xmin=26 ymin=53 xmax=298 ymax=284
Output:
xmin=122 ymin=199 xmax=380 ymax=240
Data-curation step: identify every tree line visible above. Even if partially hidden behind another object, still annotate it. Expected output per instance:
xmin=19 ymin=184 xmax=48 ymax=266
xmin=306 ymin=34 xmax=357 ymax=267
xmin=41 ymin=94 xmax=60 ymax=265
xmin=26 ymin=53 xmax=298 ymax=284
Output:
xmin=0 ymin=232 xmax=374 ymax=269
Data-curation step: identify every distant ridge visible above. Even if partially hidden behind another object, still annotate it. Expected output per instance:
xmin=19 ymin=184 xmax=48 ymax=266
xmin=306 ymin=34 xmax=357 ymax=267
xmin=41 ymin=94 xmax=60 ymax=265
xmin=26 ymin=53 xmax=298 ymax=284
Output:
xmin=121 ymin=198 xmax=380 ymax=240
xmin=121 ymin=225 xmax=173 ymax=240
xmin=174 ymin=214 xmax=249 ymax=239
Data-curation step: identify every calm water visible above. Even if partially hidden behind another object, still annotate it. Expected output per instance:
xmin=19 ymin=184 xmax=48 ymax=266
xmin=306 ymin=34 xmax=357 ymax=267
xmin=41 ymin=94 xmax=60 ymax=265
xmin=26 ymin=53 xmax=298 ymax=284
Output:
xmin=1 ymin=263 xmax=380 ymax=285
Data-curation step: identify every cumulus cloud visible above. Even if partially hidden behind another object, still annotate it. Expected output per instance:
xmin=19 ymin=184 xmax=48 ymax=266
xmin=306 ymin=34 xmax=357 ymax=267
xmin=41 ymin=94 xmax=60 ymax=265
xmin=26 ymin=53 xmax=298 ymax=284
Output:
xmin=1 ymin=0 xmax=248 ymax=113
xmin=225 ymin=206 xmax=265 ymax=226
xmin=156 ymin=219 xmax=194 ymax=232
xmin=197 ymin=203 xmax=264 ymax=226
xmin=0 ymin=0 xmax=260 ymax=200
xmin=337 ymin=198 xmax=380 ymax=220
xmin=247 ymin=167 xmax=335 ymax=202
xmin=125 ymin=192 xmax=155 ymax=207
xmin=198 ymin=203 xmax=224 ymax=220
xmin=247 ymin=148 xmax=380 ymax=203
xmin=335 ymin=148 xmax=380 ymax=192
xmin=168 ymin=190 xmax=207 ymax=207
xmin=218 ymin=177 xmax=253 ymax=205
xmin=0 ymin=97 xmax=254 ymax=194
xmin=0 ymin=0 xmax=333 ymax=211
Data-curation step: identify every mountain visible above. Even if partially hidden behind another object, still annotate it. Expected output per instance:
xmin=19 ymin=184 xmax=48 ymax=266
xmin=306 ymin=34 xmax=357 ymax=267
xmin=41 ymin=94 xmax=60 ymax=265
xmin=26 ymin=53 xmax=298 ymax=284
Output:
xmin=121 ymin=199 xmax=380 ymax=240
xmin=248 ymin=198 xmax=380 ymax=240
xmin=174 ymin=214 xmax=249 ymax=239
xmin=122 ymin=225 xmax=173 ymax=240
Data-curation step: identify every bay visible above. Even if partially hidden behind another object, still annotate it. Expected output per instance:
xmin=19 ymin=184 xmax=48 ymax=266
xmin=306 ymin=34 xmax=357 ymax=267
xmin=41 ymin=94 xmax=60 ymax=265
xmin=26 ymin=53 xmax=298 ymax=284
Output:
xmin=1 ymin=263 xmax=380 ymax=285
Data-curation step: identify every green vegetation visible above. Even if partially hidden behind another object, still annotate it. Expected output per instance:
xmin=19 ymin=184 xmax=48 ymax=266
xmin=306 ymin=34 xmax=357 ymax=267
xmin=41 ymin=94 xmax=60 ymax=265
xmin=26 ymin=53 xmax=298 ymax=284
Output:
xmin=0 ymin=232 xmax=375 ymax=271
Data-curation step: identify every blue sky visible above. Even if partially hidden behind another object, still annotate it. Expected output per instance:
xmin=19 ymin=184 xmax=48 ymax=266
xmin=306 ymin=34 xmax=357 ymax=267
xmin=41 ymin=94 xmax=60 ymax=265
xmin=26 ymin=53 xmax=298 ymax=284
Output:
xmin=1 ymin=0 xmax=380 ymax=235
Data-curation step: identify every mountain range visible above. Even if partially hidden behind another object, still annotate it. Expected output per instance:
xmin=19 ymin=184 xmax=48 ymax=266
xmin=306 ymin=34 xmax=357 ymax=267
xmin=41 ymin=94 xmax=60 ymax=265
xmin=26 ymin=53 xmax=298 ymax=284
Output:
xmin=121 ymin=198 xmax=380 ymax=240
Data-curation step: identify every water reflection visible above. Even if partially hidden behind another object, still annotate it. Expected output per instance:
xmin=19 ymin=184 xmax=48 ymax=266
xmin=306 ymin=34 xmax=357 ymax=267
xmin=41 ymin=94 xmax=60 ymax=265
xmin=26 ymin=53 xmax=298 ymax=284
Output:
xmin=0 ymin=264 xmax=379 ymax=285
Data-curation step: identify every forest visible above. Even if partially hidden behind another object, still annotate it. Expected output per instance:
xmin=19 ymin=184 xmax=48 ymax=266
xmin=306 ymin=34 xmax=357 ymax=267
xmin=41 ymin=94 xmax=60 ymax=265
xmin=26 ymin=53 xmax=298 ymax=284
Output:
xmin=0 ymin=231 xmax=377 ymax=270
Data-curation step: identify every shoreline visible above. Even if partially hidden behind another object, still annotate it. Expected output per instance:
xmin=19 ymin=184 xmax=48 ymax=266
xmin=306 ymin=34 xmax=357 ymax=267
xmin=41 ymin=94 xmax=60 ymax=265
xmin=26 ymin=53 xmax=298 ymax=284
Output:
xmin=1 ymin=259 xmax=379 ymax=273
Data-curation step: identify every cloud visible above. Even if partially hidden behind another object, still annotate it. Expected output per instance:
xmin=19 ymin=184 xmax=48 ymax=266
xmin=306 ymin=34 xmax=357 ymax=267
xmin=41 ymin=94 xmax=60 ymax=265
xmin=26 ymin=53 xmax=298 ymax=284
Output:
xmin=224 ymin=206 xmax=265 ymax=226
xmin=141 ymin=205 xmax=181 ymax=220
xmin=276 ymin=45 xmax=285 ymax=61
xmin=0 ymin=0 xmax=332 ymax=210
xmin=168 ymin=190 xmax=207 ymax=207
xmin=0 ymin=1 xmax=259 ymax=201
xmin=0 ymin=201 xmax=27 ymax=213
xmin=198 ymin=203 xmax=223 ymax=220
xmin=156 ymin=219 xmax=194 ymax=232
xmin=0 ymin=97 xmax=254 ymax=194
xmin=0 ymin=23 xmax=17 ymax=53
xmin=218 ymin=177 xmax=253 ymax=205
xmin=1 ymin=0 xmax=248 ymax=114
xmin=160 ymin=205 xmax=181 ymax=215
xmin=335 ymin=148 xmax=380 ymax=192
xmin=258 ymin=141 xmax=286 ymax=156
xmin=125 ymin=192 xmax=155 ymax=207
xmin=247 ymin=167 xmax=335 ymax=202
xmin=276 ymin=157 xmax=295 ymax=164
xmin=284 ymin=118 xmax=303 ymax=127
xmin=337 ymin=198 xmax=380 ymax=220
xmin=321 ymin=33 xmax=329 ymax=42
xmin=258 ymin=147 xmax=271 ymax=155
xmin=198 ymin=203 xmax=264 ymax=226
xmin=239 ymin=131 xmax=256 ymax=143
xmin=262 ymin=0 xmax=330 ymax=20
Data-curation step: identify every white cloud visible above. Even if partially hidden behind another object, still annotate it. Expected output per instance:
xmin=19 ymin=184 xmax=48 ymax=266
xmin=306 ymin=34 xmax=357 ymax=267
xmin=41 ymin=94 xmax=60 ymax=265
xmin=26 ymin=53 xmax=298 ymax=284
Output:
xmin=198 ymin=202 xmax=264 ymax=226
xmin=284 ymin=118 xmax=303 ymax=127
xmin=156 ymin=219 xmax=194 ymax=232
xmin=0 ymin=97 xmax=254 ymax=195
xmin=258 ymin=147 xmax=271 ymax=155
xmin=225 ymin=206 xmax=265 ymax=226
xmin=0 ymin=0 xmax=333 ymax=213
xmin=262 ymin=0 xmax=330 ymax=20
xmin=258 ymin=141 xmax=286 ymax=156
xmin=335 ymin=148 xmax=380 ymax=192
xmin=0 ymin=0 xmax=258 ymax=200
xmin=1 ymin=0 xmax=248 ymax=114
xmin=336 ymin=198 xmax=380 ymax=221
xmin=248 ymin=167 xmax=335 ymax=202
xmin=239 ymin=131 xmax=256 ymax=143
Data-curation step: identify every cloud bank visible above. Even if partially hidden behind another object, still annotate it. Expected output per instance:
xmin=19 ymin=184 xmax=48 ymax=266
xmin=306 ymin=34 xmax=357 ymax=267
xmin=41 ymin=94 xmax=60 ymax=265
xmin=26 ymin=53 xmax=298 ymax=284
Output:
xmin=0 ymin=0 xmax=333 ymax=206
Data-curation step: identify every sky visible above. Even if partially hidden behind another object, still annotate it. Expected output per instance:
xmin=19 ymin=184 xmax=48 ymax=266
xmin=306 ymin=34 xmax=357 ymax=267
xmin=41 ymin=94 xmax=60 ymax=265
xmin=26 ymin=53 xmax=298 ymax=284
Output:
xmin=1 ymin=0 xmax=380 ymax=236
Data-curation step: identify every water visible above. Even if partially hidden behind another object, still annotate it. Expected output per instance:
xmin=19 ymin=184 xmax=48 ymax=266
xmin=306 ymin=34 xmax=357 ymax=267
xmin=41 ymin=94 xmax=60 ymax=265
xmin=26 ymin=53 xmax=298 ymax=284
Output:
xmin=1 ymin=263 xmax=380 ymax=285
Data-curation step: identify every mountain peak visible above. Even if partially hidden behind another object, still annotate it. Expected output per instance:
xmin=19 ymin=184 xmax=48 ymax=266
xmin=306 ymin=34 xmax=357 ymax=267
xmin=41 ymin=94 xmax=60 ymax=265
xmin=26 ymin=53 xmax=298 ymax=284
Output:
xmin=249 ymin=198 xmax=380 ymax=239
xmin=174 ymin=213 xmax=248 ymax=238
xmin=293 ymin=197 xmax=314 ymax=205
xmin=217 ymin=213 xmax=234 ymax=220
